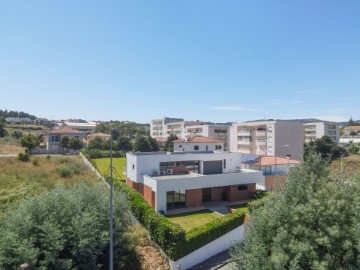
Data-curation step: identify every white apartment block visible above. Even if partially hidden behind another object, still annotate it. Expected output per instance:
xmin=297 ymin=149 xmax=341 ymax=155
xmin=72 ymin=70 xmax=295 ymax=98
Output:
xmin=150 ymin=118 xmax=230 ymax=150
xmin=126 ymin=151 xmax=265 ymax=214
xmin=229 ymin=120 xmax=304 ymax=160
xmin=304 ymin=122 xmax=339 ymax=143
xmin=150 ymin=117 xmax=184 ymax=137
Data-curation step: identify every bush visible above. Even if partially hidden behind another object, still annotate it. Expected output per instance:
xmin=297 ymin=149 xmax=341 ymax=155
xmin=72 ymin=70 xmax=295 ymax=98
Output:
xmin=56 ymin=167 xmax=72 ymax=177
xmin=17 ymin=153 xmax=29 ymax=162
xmin=68 ymin=163 xmax=86 ymax=175
xmin=253 ymin=189 xmax=268 ymax=200
xmin=0 ymin=183 xmax=133 ymax=269
xmin=248 ymin=196 xmax=270 ymax=213
xmin=46 ymin=155 xmax=51 ymax=161
xmin=32 ymin=157 xmax=39 ymax=166
xmin=59 ymin=157 xmax=71 ymax=163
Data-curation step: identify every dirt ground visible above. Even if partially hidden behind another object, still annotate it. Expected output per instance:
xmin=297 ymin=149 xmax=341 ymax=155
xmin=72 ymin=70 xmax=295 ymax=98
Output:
xmin=0 ymin=143 xmax=25 ymax=154
xmin=128 ymin=225 xmax=170 ymax=270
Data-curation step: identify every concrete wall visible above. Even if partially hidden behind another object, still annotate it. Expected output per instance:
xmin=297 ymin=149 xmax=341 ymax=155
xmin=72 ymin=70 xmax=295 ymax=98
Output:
xmin=173 ymin=142 xmax=224 ymax=152
xmin=173 ymin=224 xmax=245 ymax=269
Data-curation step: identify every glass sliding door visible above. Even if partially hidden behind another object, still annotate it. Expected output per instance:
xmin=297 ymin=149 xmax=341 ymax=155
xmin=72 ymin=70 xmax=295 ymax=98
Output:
xmin=167 ymin=190 xmax=186 ymax=210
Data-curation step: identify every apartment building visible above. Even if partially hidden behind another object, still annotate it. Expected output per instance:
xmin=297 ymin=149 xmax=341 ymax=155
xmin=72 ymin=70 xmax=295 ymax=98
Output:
xmin=150 ymin=117 xmax=184 ymax=137
xmin=304 ymin=122 xmax=339 ymax=143
xmin=126 ymin=151 xmax=265 ymax=214
xmin=150 ymin=117 xmax=231 ymax=150
xmin=229 ymin=120 xmax=304 ymax=160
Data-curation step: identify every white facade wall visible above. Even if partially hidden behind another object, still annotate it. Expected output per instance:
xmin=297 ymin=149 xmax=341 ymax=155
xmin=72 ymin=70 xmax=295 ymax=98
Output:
xmin=173 ymin=142 xmax=224 ymax=152
xmin=144 ymin=170 xmax=264 ymax=213
xmin=150 ymin=118 xmax=184 ymax=137
xmin=304 ymin=122 xmax=339 ymax=143
xmin=126 ymin=152 xmax=243 ymax=185
xmin=230 ymin=120 xmax=304 ymax=160
xmin=46 ymin=133 xmax=85 ymax=151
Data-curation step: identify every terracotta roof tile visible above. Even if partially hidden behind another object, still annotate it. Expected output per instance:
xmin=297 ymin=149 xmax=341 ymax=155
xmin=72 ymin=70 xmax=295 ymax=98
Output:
xmin=252 ymin=156 xmax=300 ymax=166
xmin=174 ymin=136 xmax=223 ymax=143
xmin=344 ymin=126 xmax=360 ymax=130
xmin=47 ymin=127 xmax=84 ymax=134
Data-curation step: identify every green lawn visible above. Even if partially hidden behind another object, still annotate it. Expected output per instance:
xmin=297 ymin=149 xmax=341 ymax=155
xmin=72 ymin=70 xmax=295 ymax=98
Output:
xmin=92 ymin=157 xmax=127 ymax=181
xmin=166 ymin=209 xmax=222 ymax=232
xmin=227 ymin=204 xmax=249 ymax=214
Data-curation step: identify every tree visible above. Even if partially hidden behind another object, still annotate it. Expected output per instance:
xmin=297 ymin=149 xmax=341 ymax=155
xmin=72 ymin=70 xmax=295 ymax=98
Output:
xmin=68 ymin=138 xmax=83 ymax=150
xmin=347 ymin=143 xmax=360 ymax=155
xmin=88 ymin=137 xmax=104 ymax=150
xmin=94 ymin=122 xmax=110 ymax=134
xmin=163 ymin=134 xmax=178 ymax=152
xmin=133 ymin=136 xmax=151 ymax=152
xmin=148 ymin=136 xmax=160 ymax=152
xmin=349 ymin=117 xmax=354 ymax=126
xmin=304 ymin=136 xmax=347 ymax=161
xmin=20 ymin=134 xmax=40 ymax=153
xmin=0 ymin=183 xmax=136 ymax=270
xmin=60 ymin=135 xmax=70 ymax=152
xmin=231 ymin=153 xmax=360 ymax=269
xmin=0 ymin=118 xmax=6 ymax=137
xmin=116 ymin=136 xmax=132 ymax=152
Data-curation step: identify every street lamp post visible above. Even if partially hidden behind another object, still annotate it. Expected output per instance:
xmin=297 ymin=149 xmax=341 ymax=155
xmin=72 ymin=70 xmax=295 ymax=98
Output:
xmin=109 ymin=122 xmax=128 ymax=270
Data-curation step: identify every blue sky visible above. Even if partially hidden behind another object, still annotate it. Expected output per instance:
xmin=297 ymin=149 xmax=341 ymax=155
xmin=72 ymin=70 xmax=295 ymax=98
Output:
xmin=1 ymin=1 xmax=359 ymax=123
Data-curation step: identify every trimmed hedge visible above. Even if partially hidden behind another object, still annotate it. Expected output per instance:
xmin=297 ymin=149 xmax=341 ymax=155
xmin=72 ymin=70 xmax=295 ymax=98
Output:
xmin=185 ymin=211 xmax=245 ymax=256
xmin=114 ymin=181 xmax=246 ymax=260
xmin=115 ymin=182 xmax=186 ymax=259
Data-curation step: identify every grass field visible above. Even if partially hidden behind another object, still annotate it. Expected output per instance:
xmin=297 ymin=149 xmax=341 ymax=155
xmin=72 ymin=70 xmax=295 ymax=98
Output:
xmin=93 ymin=157 xmax=127 ymax=181
xmin=330 ymin=154 xmax=360 ymax=182
xmin=0 ymin=155 xmax=98 ymax=218
xmin=166 ymin=209 xmax=223 ymax=232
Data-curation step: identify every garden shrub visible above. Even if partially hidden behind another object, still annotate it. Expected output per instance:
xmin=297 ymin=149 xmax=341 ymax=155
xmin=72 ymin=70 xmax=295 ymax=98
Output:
xmin=32 ymin=157 xmax=39 ymax=166
xmin=253 ymin=189 xmax=268 ymax=200
xmin=17 ymin=153 xmax=29 ymax=162
xmin=56 ymin=167 xmax=72 ymax=178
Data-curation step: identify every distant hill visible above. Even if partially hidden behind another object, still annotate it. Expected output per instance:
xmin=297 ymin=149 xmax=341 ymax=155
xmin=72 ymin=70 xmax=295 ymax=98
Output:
xmin=0 ymin=109 xmax=37 ymax=120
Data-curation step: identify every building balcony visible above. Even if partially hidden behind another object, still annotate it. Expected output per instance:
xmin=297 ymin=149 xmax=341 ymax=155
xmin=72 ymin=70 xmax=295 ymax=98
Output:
xmin=238 ymin=141 xmax=251 ymax=145
xmin=237 ymin=132 xmax=251 ymax=136
xmin=256 ymin=140 xmax=266 ymax=146
xmin=254 ymin=131 xmax=266 ymax=136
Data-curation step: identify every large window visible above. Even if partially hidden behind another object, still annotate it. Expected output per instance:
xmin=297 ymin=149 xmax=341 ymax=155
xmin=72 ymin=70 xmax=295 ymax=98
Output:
xmin=167 ymin=190 xmax=186 ymax=209
xmin=160 ymin=160 xmax=200 ymax=173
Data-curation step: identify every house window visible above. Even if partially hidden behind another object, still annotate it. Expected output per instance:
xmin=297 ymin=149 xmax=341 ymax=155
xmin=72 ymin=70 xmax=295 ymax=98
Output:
xmin=223 ymin=159 xmax=226 ymax=169
xmin=179 ymin=145 xmax=182 ymax=148
xmin=132 ymin=164 xmax=135 ymax=170
xmin=215 ymin=145 xmax=222 ymax=150
xmin=238 ymin=184 xmax=248 ymax=191
xmin=167 ymin=190 xmax=186 ymax=210
xmin=75 ymin=135 xmax=79 ymax=139
xmin=51 ymin=135 xmax=60 ymax=142
xmin=194 ymin=145 xmax=199 ymax=150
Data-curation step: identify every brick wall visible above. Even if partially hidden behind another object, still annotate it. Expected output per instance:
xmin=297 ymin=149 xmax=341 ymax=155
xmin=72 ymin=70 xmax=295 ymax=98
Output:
xmin=144 ymin=184 xmax=156 ymax=208
xmin=228 ymin=183 xmax=256 ymax=201
xmin=186 ymin=189 xmax=202 ymax=208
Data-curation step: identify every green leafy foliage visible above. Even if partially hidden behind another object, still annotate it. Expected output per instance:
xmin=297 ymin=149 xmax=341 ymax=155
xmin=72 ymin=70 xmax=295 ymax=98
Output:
xmin=116 ymin=136 xmax=132 ymax=152
xmin=60 ymin=135 xmax=70 ymax=149
xmin=0 ymin=118 xmax=6 ymax=137
xmin=0 ymin=183 xmax=132 ymax=270
xmin=68 ymin=137 xmax=83 ymax=150
xmin=32 ymin=157 xmax=39 ymax=166
xmin=133 ymin=136 xmax=152 ymax=152
xmin=20 ymin=134 xmax=40 ymax=152
xmin=163 ymin=134 xmax=178 ymax=152
xmin=304 ymin=135 xmax=347 ymax=161
xmin=17 ymin=153 xmax=30 ymax=162
xmin=231 ymin=153 xmax=360 ymax=269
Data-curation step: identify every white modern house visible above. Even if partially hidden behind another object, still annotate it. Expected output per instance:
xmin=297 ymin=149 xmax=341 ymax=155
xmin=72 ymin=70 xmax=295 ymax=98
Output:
xmin=173 ymin=136 xmax=224 ymax=152
xmin=303 ymin=121 xmax=339 ymax=143
xmin=56 ymin=120 xmax=97 ymax=133
xmin=46 ymin=127 xmax=85 ymax=151
xmin=126 ymin=151 xmax=265 ymax=214
xmin=229 ymin=120 xmax=304 ymax=160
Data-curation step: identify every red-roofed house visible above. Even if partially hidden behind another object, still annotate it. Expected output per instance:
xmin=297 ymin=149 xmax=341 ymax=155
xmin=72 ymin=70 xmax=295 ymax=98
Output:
xmin=242 ymin=155 xmax=300 ymax=191
xmin=46 ymin=127 xmax=85 ymax=151
xmin=173 ymin=136 xmax=224 ymax=152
